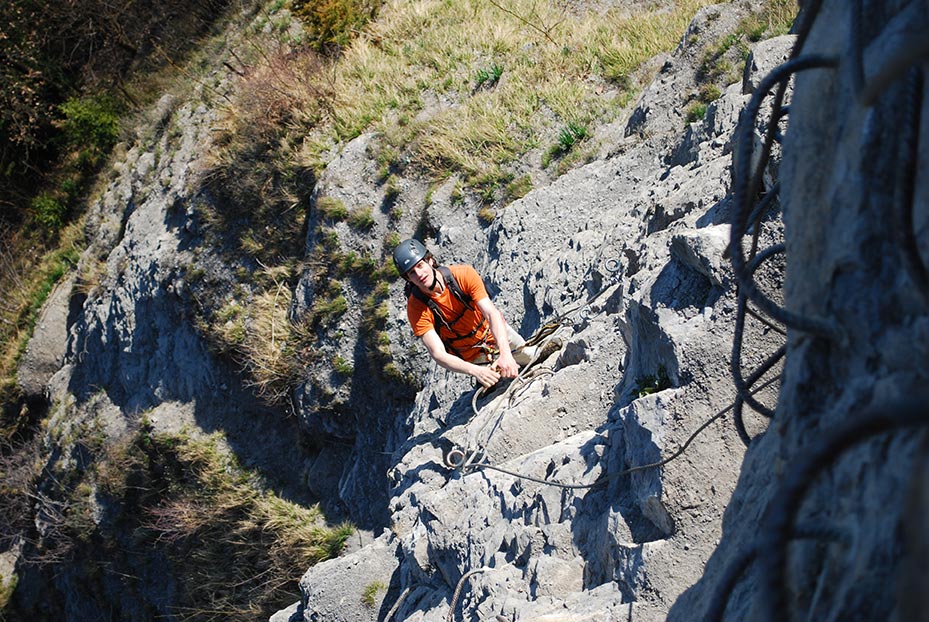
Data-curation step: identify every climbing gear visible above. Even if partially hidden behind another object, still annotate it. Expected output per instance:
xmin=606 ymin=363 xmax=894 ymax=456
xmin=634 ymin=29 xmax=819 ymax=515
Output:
xmin=393 ymin=238 xmax=430 ymax=275
xmin=405 ymin=266 xmax=492 ymax=360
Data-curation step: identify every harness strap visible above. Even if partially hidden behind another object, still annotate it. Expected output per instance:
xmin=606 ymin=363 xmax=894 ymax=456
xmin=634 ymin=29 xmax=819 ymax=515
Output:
xmin=407 ymin=266 xmax=490 ymax=358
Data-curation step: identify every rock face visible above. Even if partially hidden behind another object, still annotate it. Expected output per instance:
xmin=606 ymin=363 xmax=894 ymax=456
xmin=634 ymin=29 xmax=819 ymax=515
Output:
xmin=669 ymin=1 xmax=929 ymax=620
xmin=288 ymin=0 xmax=928 ymax=620
xmin=288 ymin=6 xmax=795 ymax=621
xmin=14 ymin=0 xmax=926 ymax=620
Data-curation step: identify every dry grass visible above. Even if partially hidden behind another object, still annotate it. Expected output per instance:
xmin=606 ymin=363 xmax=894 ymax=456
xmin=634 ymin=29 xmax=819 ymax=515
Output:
xmin=236 ymin=273 xmax=307 ymax=405
xmin=202 ymin=39 xmax=331 ymax=233
xmin=14 ymin=425 xmax=354 ymax=622
xmin=138 ymin=431 xmax=353 ymax=622
xmin=315 ymin=0 xmax=719 ymax=180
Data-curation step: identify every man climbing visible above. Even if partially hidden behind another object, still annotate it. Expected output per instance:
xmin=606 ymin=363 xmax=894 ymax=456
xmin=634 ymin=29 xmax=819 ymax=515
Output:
xmin=393 ymin=238 xmax=537 ymax=388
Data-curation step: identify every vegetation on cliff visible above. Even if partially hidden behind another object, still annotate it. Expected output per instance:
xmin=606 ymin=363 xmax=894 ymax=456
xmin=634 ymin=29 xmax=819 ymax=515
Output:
xmin=0 ymin=0 xmax=796 ymax=619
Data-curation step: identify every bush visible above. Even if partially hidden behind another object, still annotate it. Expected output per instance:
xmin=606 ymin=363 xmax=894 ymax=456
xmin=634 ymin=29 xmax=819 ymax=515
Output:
xmin=291 ymin=0 xmax=382 ymax=53
xmin=31 ymin=194 xmax=67 ymax=232
xmin=58 ymin=96 xmax=121 ymax=165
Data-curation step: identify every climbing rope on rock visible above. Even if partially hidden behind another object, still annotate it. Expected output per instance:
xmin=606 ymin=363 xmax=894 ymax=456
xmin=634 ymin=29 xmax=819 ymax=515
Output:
xmin=456 ymin=376 xmax=781 ymax=491
xmin=446 ymin=567 xmax=488 ymax=622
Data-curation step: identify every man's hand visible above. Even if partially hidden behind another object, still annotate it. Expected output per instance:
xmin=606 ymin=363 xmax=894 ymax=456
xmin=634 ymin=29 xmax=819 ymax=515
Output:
xmin=491 ymin=352 xmax=519 ymax=379
xmin=472 ymin=364 xmax=501 ymax=388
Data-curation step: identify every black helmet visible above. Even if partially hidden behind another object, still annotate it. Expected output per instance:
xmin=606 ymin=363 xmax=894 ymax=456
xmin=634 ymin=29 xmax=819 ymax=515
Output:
xmin=393 ymin=238 xmax=430 ymax=276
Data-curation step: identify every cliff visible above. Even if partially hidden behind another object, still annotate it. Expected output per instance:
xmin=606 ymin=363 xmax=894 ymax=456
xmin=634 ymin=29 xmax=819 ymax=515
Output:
xmin=5 ymin=0 xmax=927 ymax=621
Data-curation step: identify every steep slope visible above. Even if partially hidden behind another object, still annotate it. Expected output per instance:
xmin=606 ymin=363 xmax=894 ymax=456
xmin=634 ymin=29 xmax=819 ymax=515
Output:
xmin=670 ymin=1 xmax=929 ymax=620
xmin=279 ymin=7 xmax=795 ymax=622
xmin=3 ymin=1 xmax=829 ymax=621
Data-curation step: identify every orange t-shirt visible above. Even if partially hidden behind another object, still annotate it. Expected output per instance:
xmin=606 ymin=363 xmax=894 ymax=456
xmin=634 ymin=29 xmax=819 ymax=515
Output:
xmin=407 ymin=264 xmax=495 ymax=361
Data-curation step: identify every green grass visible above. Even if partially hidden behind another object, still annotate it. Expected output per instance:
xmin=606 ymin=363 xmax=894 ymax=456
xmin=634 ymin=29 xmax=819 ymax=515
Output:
xmin=362 ymin=580 xmax=387 ymax=607
xmin=474 ymin=63 xmax=504 ymax=89
xmin=0 ymin=221 xmax=84 ymax=403
xmin=86 ymin=427 xmax=352 ymax=621
xmin=686 ymin=102 xmax=708 ymax=122
xmin=318 ymin=196 xmax=349 ymax=221
xmin=543 ymin=122 xmax=589 ymax=168
xmin=333 ymin=355 xmax=354 ymax=375
xmin=697 ymin=1 xmax=796 ymax=86
xmin=504 ymin=174 xmax=532 ymax=202
xmin=635 ymin=365 xmax=671 ymax=397
xmin=307 ymin=0 xmax=721 ymax=184
xmin=348 ymin=206 xmax=376 ymax=230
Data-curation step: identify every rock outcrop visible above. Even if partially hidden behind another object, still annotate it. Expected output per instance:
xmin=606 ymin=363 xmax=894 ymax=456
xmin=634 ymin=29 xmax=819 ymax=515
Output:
xmin=13 ymin=0 xmax=926 ymax=620
xmin=285 ymin=6 xmax=795 ymax=621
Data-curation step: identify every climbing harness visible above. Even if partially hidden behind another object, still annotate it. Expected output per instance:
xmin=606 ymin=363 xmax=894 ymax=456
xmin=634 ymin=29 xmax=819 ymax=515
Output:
xmin=405 ymin=265 xmax=492 ymax=360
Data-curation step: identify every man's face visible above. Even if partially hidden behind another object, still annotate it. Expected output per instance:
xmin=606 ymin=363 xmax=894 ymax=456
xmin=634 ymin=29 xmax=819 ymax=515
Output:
xmin=406 ymin=260 xmax=434 ymax=292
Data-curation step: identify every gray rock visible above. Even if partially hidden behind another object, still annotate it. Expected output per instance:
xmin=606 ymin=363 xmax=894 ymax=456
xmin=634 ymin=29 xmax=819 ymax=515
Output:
xmin=17 ymin=276 xmax=74 ymax=398
xmin=298 ymin=536 xmax=401 ymax=622
xmin=670 ymin=224 xmax=732 ymax=288
xmin=741 ymin=35 xmax=797 ymax=95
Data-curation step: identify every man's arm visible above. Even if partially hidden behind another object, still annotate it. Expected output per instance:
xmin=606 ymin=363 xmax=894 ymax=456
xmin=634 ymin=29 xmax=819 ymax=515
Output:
xmin=475 ymin=297 xmax=518 ymax=378
xmin=420 ymin=329 xmax=501 ymax=388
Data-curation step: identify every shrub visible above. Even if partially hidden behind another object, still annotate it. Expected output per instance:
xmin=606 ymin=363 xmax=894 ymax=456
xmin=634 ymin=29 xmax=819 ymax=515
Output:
xmin=204 ymin=41 xmax=331 ymax=231
xmin=58 ymin=96 xmax=121 ymax=169
xmin=291 ymin=0 xmax=382 ymax=53
xmin=31 ymin=194 xmax=67 ymax=232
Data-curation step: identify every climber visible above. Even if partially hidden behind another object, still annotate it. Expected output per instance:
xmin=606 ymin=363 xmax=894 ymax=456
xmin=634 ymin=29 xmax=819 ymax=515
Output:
xmin=393 ymin=238 xmax=537 ymax=388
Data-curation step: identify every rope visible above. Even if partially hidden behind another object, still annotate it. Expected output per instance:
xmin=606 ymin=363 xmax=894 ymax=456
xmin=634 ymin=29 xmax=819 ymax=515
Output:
xmin=757 ymin=400 xmax=929 ymax=622
xmin=446 ymin=567 xmax=487 ymax=622
xmin=860 ymin=35 xmax=929 ymax=106
xmin=894 ymin=67 xmax=929 ymax=298
xmin=382 ymin=586 xmax=410 ymax=622
xmin=704 ymin=522 xmax=853 ymax=622
xmin=731 ymin=54 xmax=846 ymax=343
xmin=455 ymin=322 xmax=566 ymax=473
xmin=465 ymin=376 xmax=782 ymax=491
